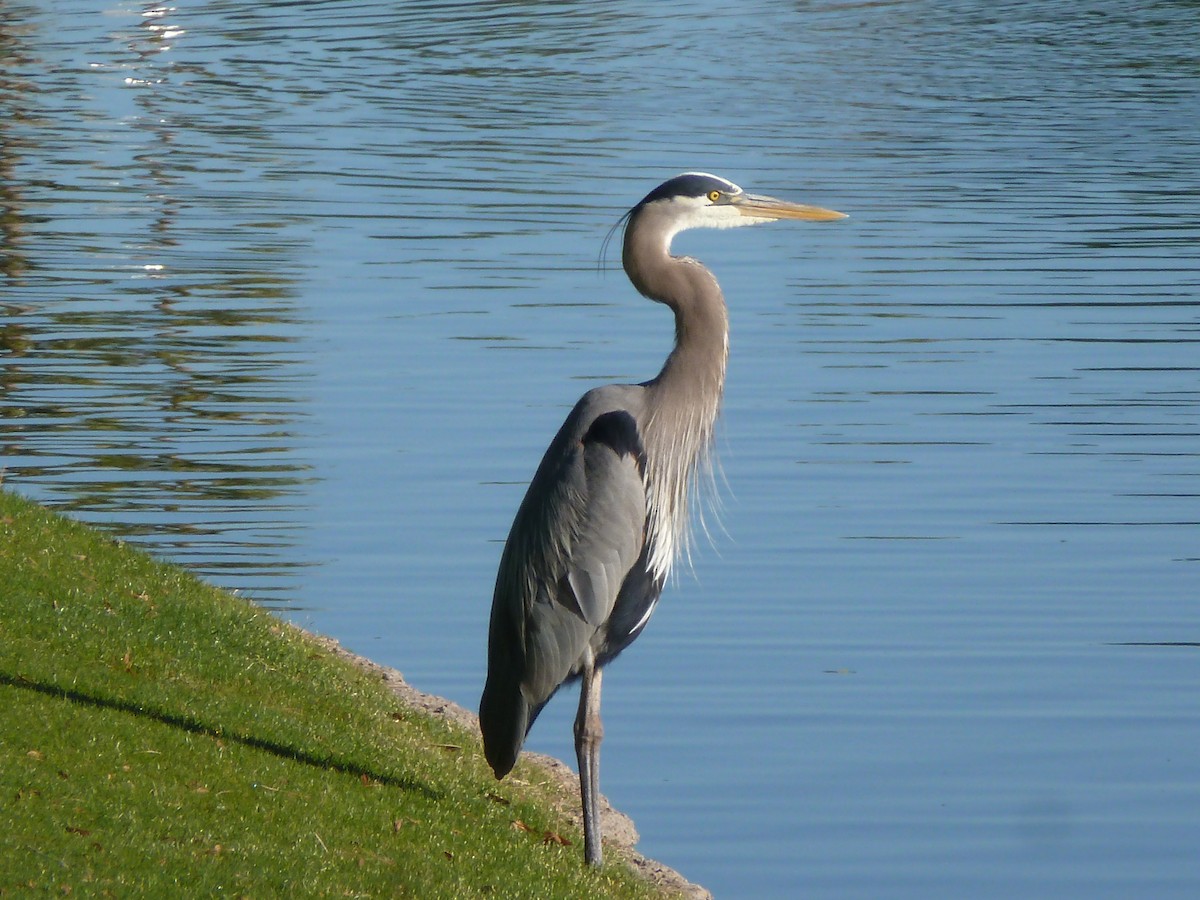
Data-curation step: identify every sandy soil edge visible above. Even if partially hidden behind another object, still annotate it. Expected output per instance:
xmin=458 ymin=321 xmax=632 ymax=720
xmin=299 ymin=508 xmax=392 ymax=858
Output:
xmin=297 ymin=627 xmax=712 ymax=899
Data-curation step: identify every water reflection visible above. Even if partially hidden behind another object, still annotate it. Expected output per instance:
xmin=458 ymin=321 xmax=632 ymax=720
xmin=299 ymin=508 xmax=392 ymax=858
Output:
xmin=0 ymin=7 xmax=33 ymax=284
xmin=0 ymin=2 xmax=313 ymax=602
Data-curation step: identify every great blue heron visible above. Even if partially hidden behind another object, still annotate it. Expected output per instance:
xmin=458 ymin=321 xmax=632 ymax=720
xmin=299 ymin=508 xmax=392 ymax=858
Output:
xmin=480 ymin=172 xmax=845 ymax=865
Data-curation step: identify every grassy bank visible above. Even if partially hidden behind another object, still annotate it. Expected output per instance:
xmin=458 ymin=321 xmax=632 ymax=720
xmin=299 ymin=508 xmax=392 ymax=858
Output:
xmin=0 ymin=490 xmax=667 ymax=898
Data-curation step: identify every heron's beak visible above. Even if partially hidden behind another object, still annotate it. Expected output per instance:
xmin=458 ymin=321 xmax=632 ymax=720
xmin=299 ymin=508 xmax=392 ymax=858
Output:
xmin=731 ymin=193 xmax=847 ymax=222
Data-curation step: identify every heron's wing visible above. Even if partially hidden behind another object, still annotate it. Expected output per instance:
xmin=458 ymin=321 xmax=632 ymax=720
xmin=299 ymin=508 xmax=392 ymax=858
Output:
xmin=481 ymin=394 xmax=648 ymax=778
xmin=515 ymin=408 xmax=646 ymax=702
xmin=565 ymin=410 xmax=648 ymax=629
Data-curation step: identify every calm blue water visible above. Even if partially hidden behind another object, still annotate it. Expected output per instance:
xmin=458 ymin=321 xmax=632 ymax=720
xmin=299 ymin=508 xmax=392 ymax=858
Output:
xmin=2 ymin=2 xmax=1198 ymax=896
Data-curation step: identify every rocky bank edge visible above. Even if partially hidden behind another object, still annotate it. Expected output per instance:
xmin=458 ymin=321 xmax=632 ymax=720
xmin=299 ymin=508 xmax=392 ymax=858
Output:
xmin=299 ymin=627 xmax=711 ymax=899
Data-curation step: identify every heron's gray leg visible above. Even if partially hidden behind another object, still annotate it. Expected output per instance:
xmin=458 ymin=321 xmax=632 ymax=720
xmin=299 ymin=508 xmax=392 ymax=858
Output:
xmin=575 ymin=653 xmax=604 ymax=866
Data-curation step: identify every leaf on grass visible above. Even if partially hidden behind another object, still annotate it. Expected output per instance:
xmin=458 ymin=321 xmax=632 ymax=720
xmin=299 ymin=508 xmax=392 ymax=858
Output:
xmin=485 ymin=792 xmax=510 ymax=806
xmin=542 ymin=831 xmax=571 ymax=847
xmin=26 ymin=750 xmax=44 ymax=761
xmin=442 ymin=850 xmax=454 ymax=861
xmin=66 ymin=826 xmax=91 ymax=837
xmin=511 ymin=819 xmax=534 ymax=833
xmin=435 ymin=744 xmax=462 ymax=753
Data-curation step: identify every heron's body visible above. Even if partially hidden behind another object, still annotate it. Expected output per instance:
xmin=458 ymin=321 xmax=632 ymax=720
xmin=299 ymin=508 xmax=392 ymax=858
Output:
xmin=480 ymin=173 xmax=844 ymax=865
xmin=480 ymin=385 xmax=660 ymax=774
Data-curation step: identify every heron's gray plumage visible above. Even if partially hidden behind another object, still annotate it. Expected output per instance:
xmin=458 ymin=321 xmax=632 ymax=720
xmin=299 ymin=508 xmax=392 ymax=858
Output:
xmin=480 ymin=385 xmax=657 ymax=779
xmin=479 ymin=172 xmax=845 ymax=865
xmin=628 ymin=216 xmax=729 ymax=581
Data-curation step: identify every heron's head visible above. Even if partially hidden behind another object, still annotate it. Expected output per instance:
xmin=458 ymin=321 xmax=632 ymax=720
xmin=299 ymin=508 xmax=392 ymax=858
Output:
xmin=630 ymin=172 xmax=846 ymax=242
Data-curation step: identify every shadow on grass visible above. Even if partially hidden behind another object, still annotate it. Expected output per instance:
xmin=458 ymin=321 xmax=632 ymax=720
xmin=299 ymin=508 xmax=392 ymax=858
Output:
xmin=1 ymin=671 xmax=440 ymax=799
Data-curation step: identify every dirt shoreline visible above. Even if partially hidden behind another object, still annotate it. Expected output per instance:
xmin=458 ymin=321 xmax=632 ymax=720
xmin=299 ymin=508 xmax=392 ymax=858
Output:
xmin=299 ymin=626 xmax=711 ymax=899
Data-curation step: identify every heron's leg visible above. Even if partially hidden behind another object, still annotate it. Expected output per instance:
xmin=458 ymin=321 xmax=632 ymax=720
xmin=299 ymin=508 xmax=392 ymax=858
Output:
xmin=574 ymin=653 xmax=604 ymax=866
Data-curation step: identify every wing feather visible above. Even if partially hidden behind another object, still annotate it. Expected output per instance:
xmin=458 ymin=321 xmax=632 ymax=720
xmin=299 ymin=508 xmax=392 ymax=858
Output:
xmin=567 ymin=411 xmax=647 ymax=626
xmin=480 ymin=394 xmax=648 ymax=778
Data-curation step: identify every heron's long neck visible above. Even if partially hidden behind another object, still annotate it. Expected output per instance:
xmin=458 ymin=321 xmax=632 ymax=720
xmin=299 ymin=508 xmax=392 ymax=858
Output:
xmin=624 ymin=223 xmax=729 ymax=580
xmin=647 ymin=260 xmax=728 ymax=424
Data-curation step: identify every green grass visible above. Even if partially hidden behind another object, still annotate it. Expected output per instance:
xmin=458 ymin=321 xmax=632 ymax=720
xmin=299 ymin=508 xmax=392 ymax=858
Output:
xmin=0 ymin=490 xmax=667 ymax=898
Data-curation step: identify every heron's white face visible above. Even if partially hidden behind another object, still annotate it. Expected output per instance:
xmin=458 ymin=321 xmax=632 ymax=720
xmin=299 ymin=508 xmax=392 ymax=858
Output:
xmin=656 ymin=172 xmax=754 ymax=235
xmin=652 ymin=171 xmax=846 ymax=244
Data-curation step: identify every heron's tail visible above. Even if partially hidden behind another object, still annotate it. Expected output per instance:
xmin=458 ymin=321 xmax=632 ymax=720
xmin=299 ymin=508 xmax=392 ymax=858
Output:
xmin=479 ymin=674 xmax=530 ymax=779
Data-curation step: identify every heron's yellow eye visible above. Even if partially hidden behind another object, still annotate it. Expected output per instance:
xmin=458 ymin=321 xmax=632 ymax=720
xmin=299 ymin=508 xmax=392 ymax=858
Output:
xmin=707 ymin=190 xmax=721 ymax=202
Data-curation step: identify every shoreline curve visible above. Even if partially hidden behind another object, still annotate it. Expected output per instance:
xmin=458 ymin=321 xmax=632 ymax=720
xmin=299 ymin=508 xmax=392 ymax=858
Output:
xmin=298 ymin=626 xmax=712 ymax=899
